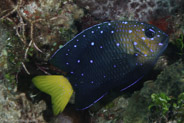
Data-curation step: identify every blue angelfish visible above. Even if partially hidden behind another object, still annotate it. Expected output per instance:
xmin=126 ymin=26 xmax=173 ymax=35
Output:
xmin=32 ymin=21 xmax=169 ymax=115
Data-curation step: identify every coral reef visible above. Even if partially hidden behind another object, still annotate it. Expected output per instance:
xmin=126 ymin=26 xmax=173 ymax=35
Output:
xmin=52 ymin=114 xmax=73 ymax=123
xmin=1 ymin=0 xmax=84 ymax=62
xmin=76 ymin=0 xmax=183 ymax=22
xmin=0 ymin=22 xmax=9 ymax=75
xmin=0 ymin=21 xmax=46 ymax=121
xmin=20 ymin=0 xmax=84 ymax=28
xmin=90 ymin=96 xmax=128 ymax=123
xmin=76 ymin=0 xmax=130 ymax=20
xmin=0 ymin=83 xmax=46 ymax=122
xmin=50 ymin=109 xmax=90 ymax=123
xmin=0 ymin=21 xmax=24 ymax=89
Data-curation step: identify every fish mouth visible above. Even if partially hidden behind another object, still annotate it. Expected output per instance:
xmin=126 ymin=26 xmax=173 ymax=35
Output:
xmin=159 ymin=35 xmax=169 ymax=55
xmin=162 ymin=35 xmax=169 ymax=49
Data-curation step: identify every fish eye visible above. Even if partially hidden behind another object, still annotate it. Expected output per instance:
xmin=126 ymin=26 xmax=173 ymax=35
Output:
xmin=145 ymin=28 xmax=156 ymax=38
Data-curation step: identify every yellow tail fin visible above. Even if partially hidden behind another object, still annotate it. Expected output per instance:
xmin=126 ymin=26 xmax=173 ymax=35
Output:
xmin=32 ymin=75 xmax=73 ymax=115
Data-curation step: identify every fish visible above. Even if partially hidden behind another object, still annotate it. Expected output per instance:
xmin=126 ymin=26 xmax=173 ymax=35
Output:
xmin=32 ymin=21 xmax=169 ymax=115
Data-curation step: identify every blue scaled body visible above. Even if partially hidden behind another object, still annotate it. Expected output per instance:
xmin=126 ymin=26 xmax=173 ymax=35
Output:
xmin=50 ymin=21 xmax=169 ymax=109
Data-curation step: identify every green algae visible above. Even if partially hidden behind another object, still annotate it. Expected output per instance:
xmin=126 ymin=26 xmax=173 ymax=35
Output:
xmin=149 ymin=92 xmax=184 ymax=123
xmin=174 ymin=34 xmax=184 ymax=56
xmin=0 ymin=21 xmax=24 ymax=89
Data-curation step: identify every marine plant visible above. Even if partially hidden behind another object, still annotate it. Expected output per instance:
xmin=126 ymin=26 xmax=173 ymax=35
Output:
xmin=174 ymin=34 xmax=184 ymax=56
xmin=149 ymin=92 xmax=184 ymax=122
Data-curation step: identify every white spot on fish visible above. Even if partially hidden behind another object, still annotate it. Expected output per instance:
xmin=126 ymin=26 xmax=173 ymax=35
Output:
xmin=74 ymin=45 xmax=77 ymax=47
xmin=141 ymin=37 xmax=146 ymax=40
xmin=90 ymin=60 xmax=93 ymax=63
xmin=91 ymin=31 xmax=94 ymax=33
xmin=113 ymin=65 xmax=117 ymax=68
xmin=100 ymin=31 xmax=103 ymax=34
xmin=98 ymin=26 xmax=100 ymax=29
xmin=76 ymin=39 xmax=79 ymax=42
xmin=157 ymin=35 xmax=160 ymax=37
xmin=111 ymin=31 xmax=114 ymax=33
xmin=66 ymin=53 xmax=68 ymax=56
xmin=66 ymin=62 xmax=69 ymax=65
xmin=134 ymin=42 xmax=138 ymax=45
xmin=81 ymin=73 xmax=84 ymax=76
xmin=91 ymin=81 xmax=94 ymax=84
xmin=91 ymin=42 xmax=95 ymax=46
xmin=70 ymin=71 xmax=74 ymax=74
xmin=116 ymin=43 xmax=120 ymax=47
xmin=159 ymin=43 xmax=163 ymax=46
xmin=124 ymin=21 xmax=128 ymax=24
xmin=100 ymin=46 xmax=103 ymax=48
xmin=83 ymin=35 xmax=86 ymax=37
xmin=77 ymin=60 xmax=80 ymax=63
xmin=151 ymin=38 xmax=154 ymax=40
xmin=108 ymin=23 xmax=111 ymax=26
xmin=129 ymin=30 xmax=132 ymax=33
xmin=142 ymin=29 xmax=145 ymax=31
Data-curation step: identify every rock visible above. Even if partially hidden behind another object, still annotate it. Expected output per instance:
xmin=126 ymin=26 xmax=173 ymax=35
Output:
xmin=0 ymin=83 xmax=21 ymax=122
xmin=76 ymin=0 xmax=183 ymax=21
xmin=0 ymin=82 xmax=47 ymax=122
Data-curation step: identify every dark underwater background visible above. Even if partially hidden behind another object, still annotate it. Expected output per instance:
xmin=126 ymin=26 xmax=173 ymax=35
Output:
xmin=0 ymin=0 xmax=184 ymax=123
